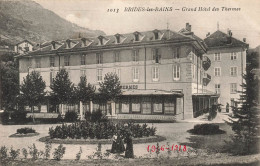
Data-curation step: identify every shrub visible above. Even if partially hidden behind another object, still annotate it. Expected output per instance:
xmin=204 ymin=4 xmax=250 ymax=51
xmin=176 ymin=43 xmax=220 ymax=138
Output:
xmin=10 ymin=111 xmax=27 ymax=124
xmin=75 ymin=147 xmax=82 ymax=160
xmin=64 ymin=111 xmax=78 ymax=122
xmin=9 ymin=147 xmax=20 ymax=160
xmin=28 ymin=144 xmax=39 ymax=160
xmin=17 ymin=127 xmax=36 ymax=134
xmin=53 ymin=144 xmax=66 ymax=161
xmin=208 ymin=104 xmax=218 ymax=121
xmin=44 ymin=141 xmax=52 ymax=159
xmin=91 ymin=110 xmax=103 ymax=122
xmin=188 ymin=123 xmax=225 ymax=135
xmin=22 ymin=148 xmax=28 ymax=159
xmin=0 ymin=146 xmax=8 ymax=162
xmin=48 ymin=121 xmax=156 ymax=140
xmin=0 ymin=112 xmax=9 ymax=125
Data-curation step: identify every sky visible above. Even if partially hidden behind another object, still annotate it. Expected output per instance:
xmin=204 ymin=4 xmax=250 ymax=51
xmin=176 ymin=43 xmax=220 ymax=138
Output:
xmin=34 ymin=0 xmax=260 ymax=48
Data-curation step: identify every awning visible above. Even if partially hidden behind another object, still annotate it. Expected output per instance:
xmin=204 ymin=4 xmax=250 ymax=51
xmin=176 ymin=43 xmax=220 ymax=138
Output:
xmin=122 ymin=89 xmax=183 ymax=97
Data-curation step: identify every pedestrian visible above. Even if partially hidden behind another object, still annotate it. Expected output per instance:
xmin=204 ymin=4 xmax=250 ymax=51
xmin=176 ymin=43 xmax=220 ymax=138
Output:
xmin=226 ymin=103 xmax=229 ymax=113
xmin=111 ymin=130 xmax=125 ymax=154
xmin=110 ymin=133 xmax=117 ymax=153
xmin=116 ymin=130 xmax=125 ymax=153
xmin=125 ymin=131 xmax=134 ymax=158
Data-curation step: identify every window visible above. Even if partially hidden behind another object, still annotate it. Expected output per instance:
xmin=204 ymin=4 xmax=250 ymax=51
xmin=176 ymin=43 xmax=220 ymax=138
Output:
xmin=50 ymin=56 xmax=55 ymax=67
xmin=80 ymin=69 xmax=86 ymax=77
xmin=66 ymin=40 xmax=71 ymax=48
xmin=132 ymin=98 xmax=141 ymax=113
xmin=114 ymin=52 xmax=120 ymax=62
xmin=133 ymin=67 xmax=139 ymax=82
xmin=154 ymin=32 xmax=159 ymax=40
xmin=230 ymin=67 xmax=237 ymax=76
xmin=116 ymin=35 xmax=120 ymax=44
xmin=214 ymin=53 xmax=221 ymax=61
xmin=142 ymin=97 xmax=151 ymax=114
xmin=99 ymin=37 xmax=103 ymax=45
xmin=214 ymin=67 xmax=221 ymax=76
xmin=152 ymin=48 xmax=161 ymax=63
xmin=132 ymin=49 xmax=139 ymax=62
xmin=36 ymin=57 xmax=41 ymax=68
xmin=230 ymin=83 xmax=237 ymax=93
xmin=231 ymin=52 xmax=237 ymax=60
xmin=153 ymin=97 xmax=163 ymax=113
xmin=134 ymin=34 xmax=139 ymax=41
xmin=121 ymin=97 xmax=130 ymax=113
xmin=81 ymin=54 xmax=86 ymax=65
xmin=50 ymin=70 xmax=56 ymax=85
xmin=97 ymin=69 xmax=102 ymax=82
xmin=96 ymin=53 xmax=103 ymax=64
xmin=193 ymin=64 xmax=196 ymax=79
xmin=173 ymin=47 xmax=180 ymax=59
xmin=215 ymin=84 xmax=220 ymax=94
xmin=114 ymin=68 xmax=121 ymax=80
xmin=64 ymin=55 xmax=70 ymax=66
xmin=164 ymin=99 xmax=175 ymax=115
xmin=173 ymin=65 xmax=180 ymax=80
xmin=152 ymin=66 xmax=159 ymax=81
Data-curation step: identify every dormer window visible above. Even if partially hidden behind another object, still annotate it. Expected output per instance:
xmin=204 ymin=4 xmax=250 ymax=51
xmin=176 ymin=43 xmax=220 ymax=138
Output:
xmin=66 ymin=39 xmax=71 ymax=48
xmin=115 ymin=34 xmax=121 ymax=44
xmin=153 ymin=29 xmax=160 ymax=40
xmin=81 ymin=38 xmax=87 ymax=47
xmin=155 ymin=32 xmax=159 ymax=40
xmin=134 ymin=34 xmax=139 ymax=41
xmin=98 ymin=36 xmax=104 ymax=45
xmin=51 ymin=41 xmax=56 ymax=50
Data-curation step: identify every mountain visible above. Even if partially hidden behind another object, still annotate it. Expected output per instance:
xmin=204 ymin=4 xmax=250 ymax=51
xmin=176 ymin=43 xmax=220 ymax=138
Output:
xmin=0 ymin=0 xmax=105 ymax=44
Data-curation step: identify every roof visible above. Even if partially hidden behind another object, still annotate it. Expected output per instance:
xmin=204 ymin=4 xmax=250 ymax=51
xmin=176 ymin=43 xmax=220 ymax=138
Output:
xmin=16 ymin=39 xmax=34 ymax=46
xmin=21 ymin=29 xmax=203 ymax=56
xmin=204 ymin=30 xmax=248 ymax=48
xmin=122 ymin=89 xmax=183 ymax=96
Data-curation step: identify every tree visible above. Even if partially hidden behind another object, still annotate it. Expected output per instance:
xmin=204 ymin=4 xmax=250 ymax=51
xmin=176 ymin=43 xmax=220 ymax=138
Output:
xmin=0 ymin=61 xmax=19 ymax=110
xmin=76 ymin=76 xmax=96 ymax=103
xmin=20 ymin=71 xmax=46 ymax=122
xmin=98 ymin=72 xmax=122 ymax=102
xmin=226 ymin=51 xmax=260 ymax=155
xmin=50 ymin=68 xmax=75 ymax=113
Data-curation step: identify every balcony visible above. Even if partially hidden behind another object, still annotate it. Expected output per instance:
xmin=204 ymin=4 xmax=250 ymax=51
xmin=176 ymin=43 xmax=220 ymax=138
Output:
xmin=203 ymin=73 xmax=211 ymax=86
xmin=202 ymin=56 xmax=211 ymax=71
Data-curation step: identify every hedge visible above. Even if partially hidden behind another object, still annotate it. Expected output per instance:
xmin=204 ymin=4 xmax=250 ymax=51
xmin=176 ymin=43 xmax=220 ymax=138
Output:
xmin=49 ymin=122 xmax=156 ymax=140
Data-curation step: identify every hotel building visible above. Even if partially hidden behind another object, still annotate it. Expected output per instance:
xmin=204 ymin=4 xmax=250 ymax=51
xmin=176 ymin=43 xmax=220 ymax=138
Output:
xmin=16 ymin=23 xmax=218 ymax=121
xmin=203 ymin=30 xmax=248 ymax=110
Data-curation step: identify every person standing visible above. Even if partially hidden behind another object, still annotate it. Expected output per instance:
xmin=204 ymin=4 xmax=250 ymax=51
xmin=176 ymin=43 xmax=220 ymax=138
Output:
xmin=226 ymin=103 xmax=229 ymax=113
xmin=125 ymin=131 xmax=134 ymax=158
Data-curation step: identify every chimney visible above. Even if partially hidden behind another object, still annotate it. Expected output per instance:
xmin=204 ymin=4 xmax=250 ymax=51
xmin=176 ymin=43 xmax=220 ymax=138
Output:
xmin=226 ymin=29 xmax=232 ymax=44
xmin=186 ymin=23 xmax=191 ymax=32
xmin=243 ymin=38 xmax=246 ymax=42
xmin=206 ymin=32 xmax=210 ymax=37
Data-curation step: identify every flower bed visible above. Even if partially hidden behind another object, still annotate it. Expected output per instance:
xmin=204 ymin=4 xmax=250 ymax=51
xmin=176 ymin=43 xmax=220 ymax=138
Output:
xmin=48 ymin=122 xmax=156 ymax=140
xmin=9 ymin=127 xmax=39 ymax=138
xmin=188 ymin=123 xmax=226 ymax=135
xmin=17 ymin=127 xmax=36 ymax=134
